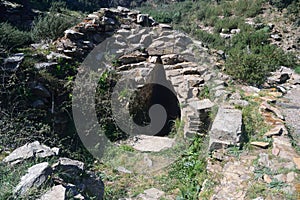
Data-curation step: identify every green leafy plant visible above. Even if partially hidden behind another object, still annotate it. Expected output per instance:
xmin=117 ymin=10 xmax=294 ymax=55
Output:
xmin=0 ymin=22 xmax=31 ymax=50
xmin=31 ymin=3 xmax=79 ymax=42
xmin=169 ymin=136 xmax=208 ymax=199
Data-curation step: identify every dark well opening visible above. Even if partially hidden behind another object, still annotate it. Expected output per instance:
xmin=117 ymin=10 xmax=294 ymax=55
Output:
xmin=129 ymin=65 xmax=181 ymax=136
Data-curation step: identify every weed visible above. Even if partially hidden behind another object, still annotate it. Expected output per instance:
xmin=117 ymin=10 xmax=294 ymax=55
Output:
xmin=268 ymin=179 xmax=287 ymax=189
xmin=168 ymin=136 xmax=208 ymax=199
xmin=242 ymin=101 xmax=270 ymax=141
xmin=295 ymin=66 xmax=300 ymax=74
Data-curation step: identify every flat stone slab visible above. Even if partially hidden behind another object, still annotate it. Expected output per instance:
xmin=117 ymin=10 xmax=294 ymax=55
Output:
xmin=3 ymin=141 xmax=59 ymax=165
xmin=131 ymin=135 xmax=175 ymax=152
xmin=209 ymin=107 xmax=243 ymax=151
xmin=251 ymin=141 xmax=270 ymax=148
xmin=136 ymin=188 xmax=165 ymax=200
xmin=14 ymin=162 xmax=52 ymax=196
xmin=189 ymin=99 xmax=215 ymax=112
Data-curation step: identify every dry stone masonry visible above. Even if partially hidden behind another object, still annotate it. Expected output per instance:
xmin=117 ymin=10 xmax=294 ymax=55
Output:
xmin=50 ymin=6 xmax=232 ymax=140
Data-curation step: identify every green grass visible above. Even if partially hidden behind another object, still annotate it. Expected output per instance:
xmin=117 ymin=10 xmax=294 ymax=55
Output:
xmin=168 ymin=136 xmax=209 ymax=199
xmin=295 ymin=66 xmax=300 ymax=74
xmin=0 ymin=157 xmax=57 ymax=200
xmin=242 ymin=100 xmax=270 ymax=141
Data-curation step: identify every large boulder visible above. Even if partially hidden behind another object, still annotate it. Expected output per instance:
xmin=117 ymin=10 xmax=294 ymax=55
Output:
xmin=209 ymin=106 xmax=243 ymax=151
xmin=3 ymin=141 xmax=59 ymax=165
xmin=14 ymin=162 xmax=52 ymax=196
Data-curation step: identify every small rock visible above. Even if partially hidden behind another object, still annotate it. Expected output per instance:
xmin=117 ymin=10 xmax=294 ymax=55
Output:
xmin=137 ymin=14 xmax=155 ymax=26
xmin=52 ymin=157 xmax=85 ymax=172
xmin=102 ymin=17 xmax=116 ymax=25
xmin=148 ymin=56 xmax=161 ymax=64
xmin=158 ymin=23 xmax=172 ymax=29
xmin=272 ymin=146 xmax=280 ymax=156
xmin=38 ymin=185 xmax=66 ymax=200
xmin=14 ymin=162 xmax=52 ymax=195
xmin=130 ymin=135 xmax=175 ymax=152
xmin=117 ymin=6 xmax=130 ymax=12
xmin=34 ymin=62 xmax=58 ymax=70
xmin=264 ymin=125 xmax=284 ymax=137
xmin=143 ymin=155 xmax=153 ymax=168
xmin=274 ymin=174 xmax=286 ymax=182
xmin=64 ymin=29 xmax=84 ymax=40
xmin=47 ymin=52 xmax=72 ymax=60
xmin=267 ymin=23 xmax=274 ymax=29
xmin=74 ymin=194 xmax=85 ymax=199
xmin=3 ymin=53 xmax=24 ymax=72
xmin=263 ymin=174 xmax=272 ymax=183
xmin=189 ymin=99 xmax=215 ymax=112
xmin=161 ymin=54 xmax=184 ymax=65
xmin=252 ymin=197 xmax=264 ymax=200
xmin=137 ymin=188 xmax=165 ymax=200
xmin=277 ymin=86 xmax=287 ymax=94
xmin=254 ymin=23 xmax=264 ymax=29
xmin=216 ymin=50 xmax=225 ymax=59
xmin=251 ymin=141 xmax=269 ymax=148
xmin=116 ymin=166 xmax=132 ymax=174
xmin=241 ymin=85 xmax=260 ymax=95
xmin=260 ymin=102 xmax=285 ymax=120
xmin=230 ymin=29 xmax=241 ymax=34
xmin=229 ymin=100 xmax=249 ymax=107
xmin=220 ymin=33 xmax=232 ymax=39
xmin=119 ymin=51 xmax=147 ymax=64
xmin=271 ymin=34 xmax=282 ymax=41
xmin=286 ymin=172 xmax=296 ymax=183
xmin=258 ymin=153 xmax=270 ymax=167
xmin=293 ymin=157 xmax=300 ymax=170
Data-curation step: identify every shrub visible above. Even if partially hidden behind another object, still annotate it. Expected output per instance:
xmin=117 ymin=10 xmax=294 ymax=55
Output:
xmin=196 ymin=3 xmax=221 ymax=21
xmin=286 ymin=0 xmax=300 ymax=26
xmin=269 ymin=0 xmax=295 ymax=10
xmin=234 ymin=0 xmax=264 ymax=17
xmin=225 ymin=30 xmax=298 ymax=85
xmin=95 ymin=70 xmax=128 ymax=142
xmin=31 ymin=10 xmax=78 ymax=42
xmin=0 ymin=22 xmax=31 ymax=50
xmin=295 ymin=66 xmax=300 ymax=74
xmin=229 ymin=30 xmax=270 ymax=49
xmin=193 ymin=29 xmax=225 ymax=49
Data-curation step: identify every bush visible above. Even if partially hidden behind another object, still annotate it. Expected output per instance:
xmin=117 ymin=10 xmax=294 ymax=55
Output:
xmin=229 ymin=30 xmax=270 ymax=49
xmin=0 ymin=22 xmax=31 ymax=50
xmin=225 ymin=30 xmax=298 ymax=85
xmin=31 ymin=11 xmax=78 ymax=42
xmin=196 ymin=3 xmax=221 ymax=21
xmin=233 ymin=0 xmax=264 ymax=17
xmin=193 ymin=29 xmax=225 ymax=49
xmin=269 ymin=0 xmax=294 ymax=10
xmin=286 ymin=0 xmax=300 ymax=26
xmin=95 ymin=70 xmax=128 ymax=142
